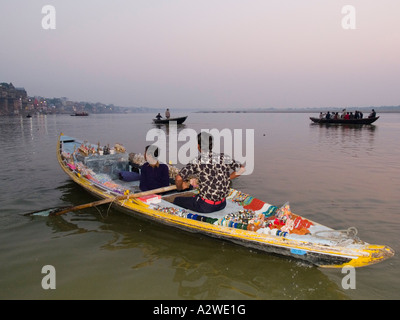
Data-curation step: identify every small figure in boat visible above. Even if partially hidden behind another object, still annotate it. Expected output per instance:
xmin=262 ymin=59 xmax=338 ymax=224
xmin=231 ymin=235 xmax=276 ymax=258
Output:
xmin=165 ymin=108 xmax=170 ymax=119
xmin=155 ymin=113 xmax=162 ymax=121
xmin=139 ymin=145 xmax=170 ymax=192
xmin=174 ymin=132 xmax=245 ymax=213
xmin=325 ymin=111 xmax=331 ymax=119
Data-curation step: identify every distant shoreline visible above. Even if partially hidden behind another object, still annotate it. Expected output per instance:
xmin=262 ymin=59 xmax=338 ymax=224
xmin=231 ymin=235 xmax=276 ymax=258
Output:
xmin=197 ymin=109 xmax=400 ymax=114
xmin=2 ymin=105 xmax=399 ymax=117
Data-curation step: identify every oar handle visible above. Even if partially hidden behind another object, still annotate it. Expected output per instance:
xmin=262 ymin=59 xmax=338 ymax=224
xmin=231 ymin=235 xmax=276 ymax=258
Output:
xmin=50 ymin=185 xmax=177 ymax=216
xmin=121 ymin=184 xmax=177 ymax=201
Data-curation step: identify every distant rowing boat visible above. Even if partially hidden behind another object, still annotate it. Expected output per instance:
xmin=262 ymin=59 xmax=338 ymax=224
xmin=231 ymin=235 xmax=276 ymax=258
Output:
xmin=153 ymin=116 xmax=187 ymax=125
xmin=310 ymin=116 xmax=379 ymax=125
xmin=71 ymin=112 xmax=89 ymax=116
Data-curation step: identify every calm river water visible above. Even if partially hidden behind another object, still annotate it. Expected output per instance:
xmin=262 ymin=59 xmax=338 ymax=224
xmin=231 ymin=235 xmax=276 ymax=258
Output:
xmin=0 ymin=112 xmax=399 ymax=300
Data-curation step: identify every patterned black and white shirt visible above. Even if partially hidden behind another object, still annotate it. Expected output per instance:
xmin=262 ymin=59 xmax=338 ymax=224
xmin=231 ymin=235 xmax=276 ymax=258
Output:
xmin=179 ymin=152 xmax=242 ymax=202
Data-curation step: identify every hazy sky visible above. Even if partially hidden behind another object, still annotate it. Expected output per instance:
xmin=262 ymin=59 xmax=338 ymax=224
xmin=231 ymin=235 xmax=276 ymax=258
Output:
xmin=1 ymin=0 xmax=399 ymax=109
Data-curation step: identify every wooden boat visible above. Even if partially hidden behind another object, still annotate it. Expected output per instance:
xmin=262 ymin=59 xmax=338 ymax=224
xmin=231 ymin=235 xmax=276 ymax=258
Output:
xmin=153 ymin=116 xmax=187 ymax=124
xmin=310 ymin=116 xmax=379 ymax=125
xmin=57 ymin=133 xmax=394 ymax=268
xmin=71 ymin=112 xmax=89 ymax=116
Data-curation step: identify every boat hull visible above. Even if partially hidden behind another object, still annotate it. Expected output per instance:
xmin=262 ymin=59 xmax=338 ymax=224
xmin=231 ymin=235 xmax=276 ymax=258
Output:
xmin=57 ymin=133 xmax=394 ymax=268
xmin=310 ymin=116 xmax=379 ymax=125
xmin=116 ymin=203 xmax=394 ymax=268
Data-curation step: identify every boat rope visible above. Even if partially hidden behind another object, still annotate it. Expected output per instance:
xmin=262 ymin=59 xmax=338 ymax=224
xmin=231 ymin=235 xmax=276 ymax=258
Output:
xmin=94 ymin=196 xmax=119 ymax=218
xmin=93 ymin=205 xmax=106 ymax=218
xmin=97 ymin=193 xmax=135 ymax=218
xmin=313 ymin=227 xmax=361 ymax=243
xmin=104 ymin=197 xmax=118 ymax=217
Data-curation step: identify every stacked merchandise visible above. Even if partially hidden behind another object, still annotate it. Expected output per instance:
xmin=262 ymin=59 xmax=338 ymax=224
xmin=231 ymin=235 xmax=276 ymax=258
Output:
xmin=150 ymin=189 xmax=313 ymax=236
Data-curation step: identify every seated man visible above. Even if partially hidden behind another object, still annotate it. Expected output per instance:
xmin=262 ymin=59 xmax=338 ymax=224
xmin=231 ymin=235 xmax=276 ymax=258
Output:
xmin=174 ymin=132 xmax=245 ymax=213
xmin=139 ymin=145 xmax=170 ymax=191
xmin=368 ymin=109 xmax=376 ymax=118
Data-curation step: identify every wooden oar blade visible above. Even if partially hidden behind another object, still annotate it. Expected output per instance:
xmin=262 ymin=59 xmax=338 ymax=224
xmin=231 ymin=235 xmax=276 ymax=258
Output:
xmin=26 ymin=206 xmax=72 ymax=217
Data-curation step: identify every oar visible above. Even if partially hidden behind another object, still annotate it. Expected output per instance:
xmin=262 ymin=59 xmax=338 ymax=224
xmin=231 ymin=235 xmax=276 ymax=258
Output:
xmin=28 ymin=185 xmax=177 ymax=217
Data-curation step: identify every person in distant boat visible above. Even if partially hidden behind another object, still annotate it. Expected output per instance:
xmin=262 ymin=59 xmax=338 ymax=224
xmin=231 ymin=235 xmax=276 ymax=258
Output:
xmin=173 ymin=132 xmax=245 ymax=213
xmin=139 ymin=145 xmax=170 ymax=192
xmin=368 ymin=109 xmax=376 ymax=118
xmin=341 ymin=109 xmax=347 ymax=119
xmin=165 ymin=108 xmax=170 ymax=119
xmin=344 ymin=112 xmax=350 ymax=120
xmin=333 ymin=112 xmax=339 ymax=120
xmin=155 ymin=113 xmax=162 ymax=121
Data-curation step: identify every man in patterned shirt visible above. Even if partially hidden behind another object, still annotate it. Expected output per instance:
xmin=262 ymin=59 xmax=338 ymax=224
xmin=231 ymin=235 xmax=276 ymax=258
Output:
xmin=174 ymin=132 xmax=245 ymax=213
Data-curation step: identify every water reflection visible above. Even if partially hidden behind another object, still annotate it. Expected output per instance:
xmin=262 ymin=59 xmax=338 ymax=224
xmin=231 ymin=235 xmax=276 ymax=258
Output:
xmin=4 ymin=112 xmax=398 ymax=299
xmin=39 ymin=181 xmax=349 ymax=299
xmin=153 ymin=123 xmax=187 ymax=132
xmin=0 ymin=115 xmax=53 ymax=150
xmin=309 ymin=123 xmax=377 ymax=139
xmin=309 ymin=123 xmax=377 ymax=159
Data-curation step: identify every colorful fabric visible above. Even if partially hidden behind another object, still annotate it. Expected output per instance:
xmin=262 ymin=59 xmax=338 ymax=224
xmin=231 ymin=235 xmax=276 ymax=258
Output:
xmin=230 ymin=190 xmax=249 ymax=203
xmin=226 ymin=189 xmax=238 ymax=199
xmin=272 ymin=202 xmax=313 ymax=235
xmin=242 ymin=196 xmax=254 ymax=206
xmin=244 ymin=198 xmax=265 ymax=211
xmin=261 ymin=205 xmax=278 ymax=217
